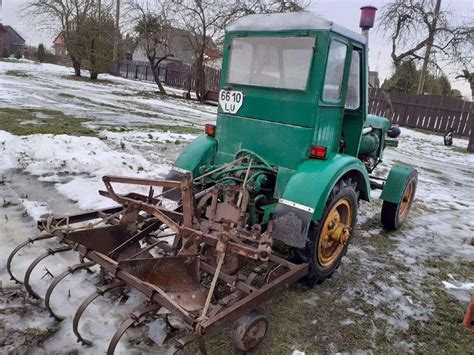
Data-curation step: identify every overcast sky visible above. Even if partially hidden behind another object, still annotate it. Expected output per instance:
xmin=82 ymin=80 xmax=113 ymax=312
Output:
xmin=1 ymin=0 xmax=473 ymax=98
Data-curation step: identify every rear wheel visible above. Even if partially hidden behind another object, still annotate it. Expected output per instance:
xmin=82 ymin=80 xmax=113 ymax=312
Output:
xmin=381 ymin=171 xmax=417 ymax=230
xmin=291 ymin=179 xmax=358 ymax=287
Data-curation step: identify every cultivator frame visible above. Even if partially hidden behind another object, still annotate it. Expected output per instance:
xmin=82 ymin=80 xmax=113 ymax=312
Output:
xmin=7 ymin=172 xmax=308 ymax=353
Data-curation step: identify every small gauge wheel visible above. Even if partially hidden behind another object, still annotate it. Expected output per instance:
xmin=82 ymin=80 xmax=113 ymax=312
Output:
xmin=230 ymin=311 xmax=268 ymax=352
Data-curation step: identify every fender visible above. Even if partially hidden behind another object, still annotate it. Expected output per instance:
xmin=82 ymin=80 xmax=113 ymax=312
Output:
xmin=272 ymin=154 xmax=370 ymax=248
xmin=172 ymin=135 xmax=217 ymax=178
xmin=380 ymin=165 xmax=417 ymax=204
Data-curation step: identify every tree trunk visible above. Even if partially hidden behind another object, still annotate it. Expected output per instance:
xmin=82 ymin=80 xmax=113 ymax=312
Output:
xmin=468 ymin=98 xmax=474 ymax=153
xmin=417 ymin=0 xmax=442 ymax=94
xmin=151 ymin=66 xmax=167 ymax=95
xmin=90 ymin=71 xmax=99 ymax=80
xmin=468 ymin=122 xmax=474 ymax=153
xmin=71 ymin=56 xmax=81 ymax=77
xmin=195 ymin=54 xmax=205 ymax=101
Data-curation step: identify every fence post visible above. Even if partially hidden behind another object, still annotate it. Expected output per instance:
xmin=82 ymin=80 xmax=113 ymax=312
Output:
xmin=126 ymin=64 xmax=129 ymax=78
xmin=145 ymin=66 xmax=148 ymax=81
xmin=135 ymin=65 xmax=139 ymax=80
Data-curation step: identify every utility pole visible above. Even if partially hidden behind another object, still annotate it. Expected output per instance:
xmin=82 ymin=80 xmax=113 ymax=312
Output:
xmin=113 ymin=0 xmax=120 ymax=62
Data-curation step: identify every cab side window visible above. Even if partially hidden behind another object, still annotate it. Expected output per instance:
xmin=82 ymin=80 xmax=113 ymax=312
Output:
xmin=345 ymin=50 xmax=361 ymax=109
xmin=322 ymin=41 xmax=347 ymax=102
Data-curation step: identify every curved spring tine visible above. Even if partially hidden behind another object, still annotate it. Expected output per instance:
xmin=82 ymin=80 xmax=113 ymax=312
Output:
xmin=107 ymin=303 xmax=161 ymax=355
xmin=45 ymin=261 xmax=96 ymax=321
xmin=73 ymin=281 xmax=125 ymax=346
xmin=24 ymin=245 xmax=72 ymax=300
xmin=7 ymin=234 xmax=55 ymax=284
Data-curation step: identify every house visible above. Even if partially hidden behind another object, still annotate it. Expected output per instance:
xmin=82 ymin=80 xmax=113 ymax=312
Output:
xmin=132 ymin=26 xmax=221 ymax=68
xmin=369 ymin=71 xmax=380 ymax=88
xmin=0 ymin=24 xmax=7 ymax=57
xmin=53 ymin=32 xmax=67 ymax=56
xmin=0 ymin=24 xmax=26 ymax=56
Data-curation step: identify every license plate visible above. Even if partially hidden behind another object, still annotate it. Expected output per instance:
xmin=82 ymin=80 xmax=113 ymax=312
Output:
xmin=219 ymin=90 xmax=244 ymax=114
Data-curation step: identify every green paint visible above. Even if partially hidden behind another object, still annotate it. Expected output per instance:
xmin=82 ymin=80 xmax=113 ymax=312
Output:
xmin=280 ymin=155 xmax=370 ymax=220
xmin=380 ymin=165 xmax=415 ymax=203
xmin=174 ymin=135 xmax=217 ymax=178
xmin=174 ymin=17 xmax=415 ymax=224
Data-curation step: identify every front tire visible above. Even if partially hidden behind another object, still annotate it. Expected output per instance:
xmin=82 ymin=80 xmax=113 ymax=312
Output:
xmin=291 ymin=179 xmax=358 ymax=287
xmin=381 ymin=170 xmax=418 ymax=230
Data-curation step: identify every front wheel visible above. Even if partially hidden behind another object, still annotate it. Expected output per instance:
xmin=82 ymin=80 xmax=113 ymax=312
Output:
xmin=291 ymin=178 xmax=359 ymax=287
xmin=381 ymin=170 xmax=418 ymax=230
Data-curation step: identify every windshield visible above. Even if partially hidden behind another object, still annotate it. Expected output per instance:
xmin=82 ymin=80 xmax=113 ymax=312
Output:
xmin=227 ymin=36 xmax=315 ymax=90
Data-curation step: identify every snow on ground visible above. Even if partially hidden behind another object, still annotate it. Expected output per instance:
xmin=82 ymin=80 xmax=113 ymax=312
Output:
xmin=1 ymin=60 xmax=473 ymax=353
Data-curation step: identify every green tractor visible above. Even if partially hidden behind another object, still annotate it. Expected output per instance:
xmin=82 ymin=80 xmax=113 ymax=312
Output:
xmin=7 ymin=9 xmax=419 ymax=353
xmin=167 ymin=10 xmax=418 ymax=286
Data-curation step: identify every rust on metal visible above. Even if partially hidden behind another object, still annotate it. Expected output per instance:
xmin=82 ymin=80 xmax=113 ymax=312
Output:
xmin=8 ymin=170 xmax=309 ymax=353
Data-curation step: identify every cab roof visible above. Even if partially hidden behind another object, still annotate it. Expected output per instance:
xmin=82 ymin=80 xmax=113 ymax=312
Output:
xmin=226 ymin=12 xmax=366 ymax=44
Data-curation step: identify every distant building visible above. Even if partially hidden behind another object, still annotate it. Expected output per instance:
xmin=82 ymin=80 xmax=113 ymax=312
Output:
xmin=53 ymin=32 xmax=67 ymax=56
xmin=369 ymin=71 xmax=380 ymax=88
xmin=132 ymin=26 xmax=221 ymax=68
xmin=0 ymin=23 xmax=26 ymax=57
xmin=0 ymin=24 xmax=7 ymax=57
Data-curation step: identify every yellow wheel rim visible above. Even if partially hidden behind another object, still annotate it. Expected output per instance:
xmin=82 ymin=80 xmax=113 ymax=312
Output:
xmin=317 ymin=198 xmax=353 ymax=267
xmin=399 ymin=180 xmax=414 ymax=220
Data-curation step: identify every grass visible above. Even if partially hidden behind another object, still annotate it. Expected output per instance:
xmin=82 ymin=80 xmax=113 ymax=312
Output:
xmin=62 ymin=74 xmax=117 ymax=86
xmin=21 ymin=326 xmax=59 ymax=346
xmin=106 ymin=123 xmax=201 ymax=135
xmin=198 ymin=213 xmax=473 ymax=354
xmin=5 ymin=70 xmax=31 ymax=78
xmin=450 ymin=145 xmax=470 ymax=154
xmin=0 ymin=107 xmax=97 ymax=137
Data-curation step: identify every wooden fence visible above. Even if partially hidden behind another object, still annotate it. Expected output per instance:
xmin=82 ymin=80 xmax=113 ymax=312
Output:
xmin=368 ymin=88 xmax=473 ymax=137
xmin=114 ymin=60 xmax=221 ymax=92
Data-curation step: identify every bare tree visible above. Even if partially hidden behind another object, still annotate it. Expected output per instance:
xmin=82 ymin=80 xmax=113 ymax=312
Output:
xmin=170 ymin=0 xmax=308 ymax=100
xmin=379 ymin=0 xmax=473 ymax=94
xmin=127 ymin=0 xmax=174 ymax=94
xmin=234 ymin=0 xmax=308 ymax=14
xmin=168 ymin=0 xmax=237 ymax=100
xmin=25 ymin=0 xmax=96 ymax=76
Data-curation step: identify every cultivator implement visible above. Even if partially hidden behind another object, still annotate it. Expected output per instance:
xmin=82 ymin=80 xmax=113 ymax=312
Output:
xmin=7 ymin=155 xmax=308 ymax=353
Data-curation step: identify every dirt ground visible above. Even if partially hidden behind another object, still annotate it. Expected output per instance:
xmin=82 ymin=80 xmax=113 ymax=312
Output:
xmin=1 ymin=59 xmax=473 ymax=354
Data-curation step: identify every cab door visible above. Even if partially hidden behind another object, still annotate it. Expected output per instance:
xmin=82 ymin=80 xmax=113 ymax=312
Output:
xmin=313 ymin=36 xmax=351 ymax=156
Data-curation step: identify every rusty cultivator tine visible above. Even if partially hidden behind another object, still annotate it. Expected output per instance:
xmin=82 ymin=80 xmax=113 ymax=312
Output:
xmin=24 ymin=245 xmax=73 ymax=299
xmin=73 ymin=281 xmax=125 ymax=346
xmin=7 ymin=234 xmax=55 ymax=284
xmin=45 ymin=262 xmax=96 ymax=321
xmin=107 ymin=303 xmax=162 ymax=355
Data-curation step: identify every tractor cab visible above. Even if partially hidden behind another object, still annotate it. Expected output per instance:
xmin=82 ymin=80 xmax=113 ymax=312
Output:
xmin=215 ymin=12 xmax=369 ymax=170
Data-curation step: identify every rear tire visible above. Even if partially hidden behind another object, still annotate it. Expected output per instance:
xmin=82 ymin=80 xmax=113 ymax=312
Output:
xmin=381 ymin=170 xmax=417 ymax=230
xmin=290 ymin=178 xmax=358 ymax=287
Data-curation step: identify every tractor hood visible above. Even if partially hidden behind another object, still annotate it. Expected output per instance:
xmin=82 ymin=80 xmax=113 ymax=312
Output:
xmin=214 ymin=113 xmax=313 ymax=170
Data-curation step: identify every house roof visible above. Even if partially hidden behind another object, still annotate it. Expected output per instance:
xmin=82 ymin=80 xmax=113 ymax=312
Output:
xmin=226 ymin=12 xmax=366 ymax=44
xmin=4 ymin=25 xmax=26 ymax=43
xmin=0 ymin=24 xmax=8 ymax=34
xmin=204 ymin=47 xmax=222 ymax=59
xmin=53 ymin=32 xmax=65 ymax=45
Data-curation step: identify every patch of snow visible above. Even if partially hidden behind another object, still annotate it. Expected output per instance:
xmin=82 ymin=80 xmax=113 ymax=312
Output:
xmin=20 ymin=199 xmax=51 ymax=220
xmin=442 ymin=281 xmax=474 ymax=290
